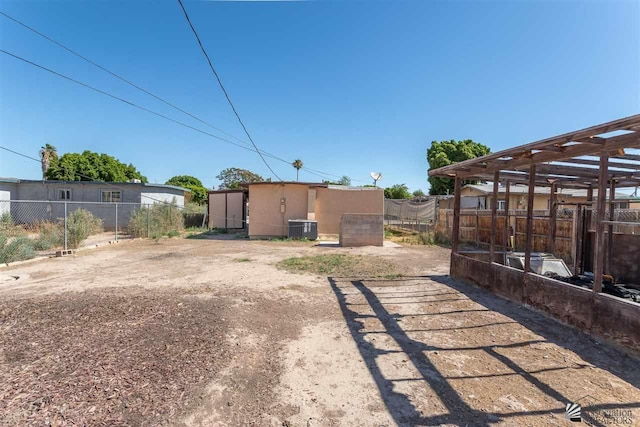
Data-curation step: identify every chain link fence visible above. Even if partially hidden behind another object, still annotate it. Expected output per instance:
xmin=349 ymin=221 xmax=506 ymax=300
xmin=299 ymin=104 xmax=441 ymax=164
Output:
xmin=0 ymin=200 xmax=198 ymax=264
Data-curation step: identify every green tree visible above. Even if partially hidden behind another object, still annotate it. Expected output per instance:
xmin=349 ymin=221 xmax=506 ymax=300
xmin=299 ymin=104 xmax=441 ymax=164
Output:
xmin=384 ymin=184 xmax=412 ymax=199
xmin=427 ymin=139 xmax=490 ymax=195
xmin=216 ymin=168 xmax=264 ymax=190
xmin=166 ymin=175 xmax=207 ymax=205
xmin=39 ymin=144 xmax=58 ymax=179
xmin=46 ymin=150 xmax=147 ymax=182
xmin=323 ymin=175 xmax=352 ymax=186
xmin=413 ymin=189 xmax=426 ymax=198
xmin=292 ymin=159 xmax=303 ymax=181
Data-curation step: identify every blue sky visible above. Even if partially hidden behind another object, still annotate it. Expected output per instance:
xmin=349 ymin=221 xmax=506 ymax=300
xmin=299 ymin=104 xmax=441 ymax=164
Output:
xmin=1 ymin=0 xmax=638 ymax=191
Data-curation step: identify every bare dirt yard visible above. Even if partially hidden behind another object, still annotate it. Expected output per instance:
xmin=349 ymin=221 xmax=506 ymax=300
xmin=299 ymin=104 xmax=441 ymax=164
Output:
xmin=0 ymin=235 xmax=639 ymax=426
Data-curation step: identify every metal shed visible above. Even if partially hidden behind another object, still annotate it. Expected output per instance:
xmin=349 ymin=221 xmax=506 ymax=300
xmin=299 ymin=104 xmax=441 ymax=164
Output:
xmin=207 ymin=189 xmax=247 ymax=229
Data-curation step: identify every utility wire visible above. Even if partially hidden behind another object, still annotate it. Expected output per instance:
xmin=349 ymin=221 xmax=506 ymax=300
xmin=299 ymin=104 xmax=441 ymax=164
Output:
xmin=0 ymin=50 xmax=363 ymax=185
xmin=176 ymin=0 xmax=282 ymax=181
xmin=1 ymin=10 xmax=367 ymax=183
xmin=0 ymin=49 xmax=276 ymax=155
xmin=0 ymin=10 xmax=250 ymax=148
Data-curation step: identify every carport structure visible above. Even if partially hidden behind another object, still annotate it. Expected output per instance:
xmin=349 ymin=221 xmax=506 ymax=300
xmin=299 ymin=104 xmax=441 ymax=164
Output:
xmin=429 ymin=114 xmax=640 ymax=352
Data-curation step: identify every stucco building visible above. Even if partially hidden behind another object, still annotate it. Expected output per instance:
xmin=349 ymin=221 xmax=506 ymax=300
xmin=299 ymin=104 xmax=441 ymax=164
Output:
xmin=241 ymin=182 xmax=383 ymax=238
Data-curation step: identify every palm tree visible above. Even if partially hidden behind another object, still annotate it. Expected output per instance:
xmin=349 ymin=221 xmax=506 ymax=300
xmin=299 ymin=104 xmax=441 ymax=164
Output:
xmin=39 ymin=144 xmax=58 ymax=180
xmin=292 ymin=159 xmax=303 ymax=181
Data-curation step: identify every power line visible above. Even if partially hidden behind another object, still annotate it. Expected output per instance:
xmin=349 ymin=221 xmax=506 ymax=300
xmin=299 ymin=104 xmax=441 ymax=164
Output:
xmin=0 ymin=49 xmax=365 ymax=185
xmin=176 ymin=0 xmax=282 ymax=181
xmin=0 ymin=49 xmax=278 ymax=154
xmin=1 ymin=11 xmax=368 ymax=184
xmin=0 ymin=10 xmax=251 ymax=148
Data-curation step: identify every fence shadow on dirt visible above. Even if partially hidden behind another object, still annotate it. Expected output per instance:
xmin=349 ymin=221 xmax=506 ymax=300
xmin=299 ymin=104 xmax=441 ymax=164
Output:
xmin=328 ymin=275 xmax=640 ymax=426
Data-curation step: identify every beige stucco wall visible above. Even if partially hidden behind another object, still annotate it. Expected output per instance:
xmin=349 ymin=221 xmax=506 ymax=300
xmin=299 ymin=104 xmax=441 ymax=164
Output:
xmin=315 ymin=187 xmax=383 ymax=234
xmin=247 ymin=184 xmax=384 ymax=237
xmin=248 ymin=183 xmax=309 ymax=237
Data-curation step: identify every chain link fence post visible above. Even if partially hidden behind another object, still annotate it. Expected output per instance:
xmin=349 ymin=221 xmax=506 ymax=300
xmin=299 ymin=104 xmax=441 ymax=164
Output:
xmin=64 ymin=201 xmax=68 ymax=251
xmin=115 ymin=203 xmax=118 ymax=242
xmin=147 ymin=204 xmax=151 ymax=238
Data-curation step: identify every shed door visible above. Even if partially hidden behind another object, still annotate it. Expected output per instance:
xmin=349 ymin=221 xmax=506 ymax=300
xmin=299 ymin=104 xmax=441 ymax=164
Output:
xmin=226 ymin=192 xmax=245 ymax=229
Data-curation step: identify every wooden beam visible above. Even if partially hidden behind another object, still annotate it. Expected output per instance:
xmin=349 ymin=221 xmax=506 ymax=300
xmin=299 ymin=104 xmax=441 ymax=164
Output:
xmin=430 ymin=131 xmax=640 ymax=178
xmin=504 ymin=181 xmax=511 ymax=251
xmin=524 ymin=165 xmax=537 ymax=273
xmin=614 ymin=154 xmax=640 ymax=161
xmin=516 ymin=163 xmax=639 ymax=179
xmin=574 ymin=136 xmax=606 ymax=145
xmin=606 ymin=180 xmax=615 ymax=275
xmin=548 ymin=183 xmax=557 ymax=254
xmin=593 ymin=154 xmax=608 ymax=293
xmin=580 ymin=186 xmax=594 ymax=275
xmin=539 ymin=145 xmax=565 ymax=152
xmin=560 ymin=157 xmax=640 ymax=170
xmin=451 ymin=175 xmax=462 ymax=254
xmin=490 ymin=172 xmax=499 ymax=263
xmin=573 ymin=203 xmax=583 ymax=275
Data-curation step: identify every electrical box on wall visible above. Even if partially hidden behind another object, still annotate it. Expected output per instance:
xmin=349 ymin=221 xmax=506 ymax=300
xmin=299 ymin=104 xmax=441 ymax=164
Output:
xmin=280 ymin=197 xmax=286 ymax=214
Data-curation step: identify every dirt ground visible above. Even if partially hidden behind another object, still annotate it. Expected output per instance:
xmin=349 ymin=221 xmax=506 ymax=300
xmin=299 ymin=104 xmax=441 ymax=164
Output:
xmin=0 ymin=236 xmax=639 ymax=426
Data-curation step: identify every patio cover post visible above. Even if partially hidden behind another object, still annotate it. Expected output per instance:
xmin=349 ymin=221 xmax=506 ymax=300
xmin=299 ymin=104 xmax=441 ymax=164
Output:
xmin=503 ymin=181 xmax=510 ymax=250
xmin=548 ymin=183 xmax=557 ymax=254
xmin=490 ymin=172 xmax=499 ymax=262
xmin=581 ymin=185 xmax=594 ymax=275
xmin=452 ymin=175 xmax=462 ymax=254
xmin=593 ymin=152 xmax=609 ymax=293
xmin=606 ymin=180 xmax=616 ymax=275
xmin=524 ymin=165 xmax=536 ymax=273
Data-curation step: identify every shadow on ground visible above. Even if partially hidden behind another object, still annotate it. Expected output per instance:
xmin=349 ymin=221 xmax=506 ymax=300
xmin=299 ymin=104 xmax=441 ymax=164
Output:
xmin=186 ymin=230 xmax=247 ymax=240
xmin=329 ymin=275 xmax=640 ymax=426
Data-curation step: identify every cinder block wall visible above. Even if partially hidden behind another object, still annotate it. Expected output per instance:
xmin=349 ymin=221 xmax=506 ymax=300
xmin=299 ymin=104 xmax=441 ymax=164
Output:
xmin=339 ymin=213 xmax=383 ymax=247
xmin=315 ymin=187 xmax=383 ymax=235
xmin=451 ymin=253 xmax=640 ymax=356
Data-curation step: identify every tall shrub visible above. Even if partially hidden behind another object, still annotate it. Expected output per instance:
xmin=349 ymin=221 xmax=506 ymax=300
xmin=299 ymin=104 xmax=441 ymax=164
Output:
xmin=66 ymin=209 xmax=103 ymax=249
xmin=128 ymin=203 xmax=184 ymax=238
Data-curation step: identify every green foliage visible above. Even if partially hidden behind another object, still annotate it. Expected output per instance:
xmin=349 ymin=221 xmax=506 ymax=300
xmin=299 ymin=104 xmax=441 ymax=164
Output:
xmin=0 ymin=213 xmax=26 ymax=238
xmin=45 ymin=150 xmax=147 ymax=183
xmin=32 ymin=222 xmax=62 ymax=251
xmin=412 ymin=189 xmax=426 ymax=198
xmin=323 ymin=176 xmax=352 ymax=186
xmin=128 ymin=203 xmax=184 ymax=238
xmin=384 ymin=184 xmax=412 ymax=199
xmin=292 ymin=159 xmax=303 ymax=181
xmin=39 ymin=144 xmax=58 ymax=179
xmin=427 ymin=139 xmax=490 ymax=195
xmin=182 ymin=202 xmax=206 ymax=214
xmin=0 ymin=235 xmax=36 ymax=264
xmin=277 ymin=254 xmax=401 ymax=278
xmin=166 ymin=175 xmax=207 ymax=205
xmin=66 ymin=209 xmax=103 ymax=249
xmin=216 ymin=168 xmax=264 ymax=190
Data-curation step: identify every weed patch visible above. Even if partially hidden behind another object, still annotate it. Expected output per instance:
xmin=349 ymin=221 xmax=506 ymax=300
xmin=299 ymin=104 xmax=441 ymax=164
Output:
xmin=277 ymin=254 xmax=400 ymax=278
